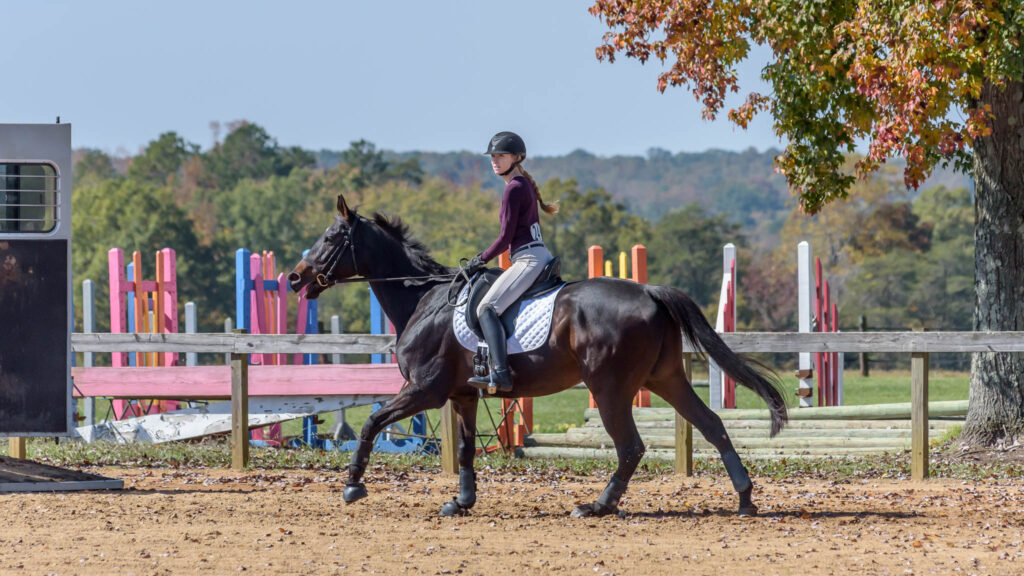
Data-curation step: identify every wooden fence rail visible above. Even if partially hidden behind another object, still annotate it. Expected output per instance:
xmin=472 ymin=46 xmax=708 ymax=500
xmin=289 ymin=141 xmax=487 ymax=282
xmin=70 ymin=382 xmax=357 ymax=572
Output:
xmin=71 ymin=331 xmax=1024 ymax=354
xmin=70 ymin=332 xmax=1024 ymax=479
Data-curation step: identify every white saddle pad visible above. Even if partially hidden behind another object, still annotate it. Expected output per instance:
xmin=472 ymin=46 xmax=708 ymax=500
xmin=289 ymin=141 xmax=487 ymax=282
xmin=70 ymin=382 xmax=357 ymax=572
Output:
xmin=453 ymin=283 xmax=566 ymax=354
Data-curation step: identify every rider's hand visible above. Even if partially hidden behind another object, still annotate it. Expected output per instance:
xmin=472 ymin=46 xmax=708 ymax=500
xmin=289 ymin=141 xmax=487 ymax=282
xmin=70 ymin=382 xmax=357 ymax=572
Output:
xmin=465 ymin=256 xmax=485 ymax=275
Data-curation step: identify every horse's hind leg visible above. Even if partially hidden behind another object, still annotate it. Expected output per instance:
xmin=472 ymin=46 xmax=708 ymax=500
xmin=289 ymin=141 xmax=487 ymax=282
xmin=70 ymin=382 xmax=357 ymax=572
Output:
xmin=344 ymin=385 xmax=447 ymax=503
xmin=572 ymin=382 xmax=646 ymax=518
xmin=646 ymin=375 xmax=757 ymax=516
xmin=440 ymin=393 xmax=480 ymax=517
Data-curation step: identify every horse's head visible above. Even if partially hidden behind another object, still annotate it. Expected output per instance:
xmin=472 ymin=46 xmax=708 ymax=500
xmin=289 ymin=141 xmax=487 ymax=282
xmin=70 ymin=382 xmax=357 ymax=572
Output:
xmin=288 ymin=194 xmax=363 ymax=299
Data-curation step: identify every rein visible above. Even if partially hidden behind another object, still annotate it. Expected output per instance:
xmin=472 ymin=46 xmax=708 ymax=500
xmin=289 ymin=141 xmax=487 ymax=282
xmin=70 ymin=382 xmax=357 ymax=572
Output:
xmin=325 ymin=273 xmax=458 ymax=285
xmin=305 ymin=213 xmax=465 ymax=289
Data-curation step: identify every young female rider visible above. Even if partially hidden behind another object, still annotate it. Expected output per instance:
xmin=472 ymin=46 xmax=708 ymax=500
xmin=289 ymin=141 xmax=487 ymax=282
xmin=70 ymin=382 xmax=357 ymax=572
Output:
xmin=465 ymin=131 xmax=558 ymax=393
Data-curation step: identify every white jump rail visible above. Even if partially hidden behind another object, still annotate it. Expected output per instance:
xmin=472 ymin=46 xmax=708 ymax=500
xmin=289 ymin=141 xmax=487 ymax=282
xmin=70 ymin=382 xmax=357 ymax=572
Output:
xmin=71 ymin=331 xmax=1024 ymax=479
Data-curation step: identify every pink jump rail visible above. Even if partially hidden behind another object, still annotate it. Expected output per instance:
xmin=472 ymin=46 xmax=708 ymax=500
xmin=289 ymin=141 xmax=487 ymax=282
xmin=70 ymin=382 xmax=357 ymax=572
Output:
xmin=72 ymin=364 xmax=405 ymax=399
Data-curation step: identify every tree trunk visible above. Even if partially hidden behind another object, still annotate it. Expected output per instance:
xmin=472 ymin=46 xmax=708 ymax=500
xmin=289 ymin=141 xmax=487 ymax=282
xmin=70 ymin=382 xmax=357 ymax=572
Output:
xmin=962 ymin=78 xmax=1024 ymax=445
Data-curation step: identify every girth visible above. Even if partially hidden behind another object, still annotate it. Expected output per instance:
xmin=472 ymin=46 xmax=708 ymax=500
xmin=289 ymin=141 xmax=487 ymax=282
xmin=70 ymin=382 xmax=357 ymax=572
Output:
xmin=464 ymin=257 xmax=563 ymax=340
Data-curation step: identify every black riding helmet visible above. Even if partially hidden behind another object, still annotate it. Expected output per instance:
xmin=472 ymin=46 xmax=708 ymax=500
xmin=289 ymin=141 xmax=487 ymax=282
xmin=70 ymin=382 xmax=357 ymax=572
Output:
xmin=484 ymin=131 xmax=526 ymax=158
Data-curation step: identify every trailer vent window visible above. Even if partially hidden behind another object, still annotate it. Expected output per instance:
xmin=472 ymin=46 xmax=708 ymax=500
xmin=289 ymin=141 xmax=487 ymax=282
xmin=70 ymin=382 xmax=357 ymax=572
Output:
xmin=0 ymin=163 xmax=60 ymax=233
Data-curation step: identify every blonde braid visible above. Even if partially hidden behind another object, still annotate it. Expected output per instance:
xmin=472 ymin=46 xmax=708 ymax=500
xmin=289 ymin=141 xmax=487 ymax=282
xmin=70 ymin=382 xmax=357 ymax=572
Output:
xmin=518 ymin=165 xmax=558 ymax=215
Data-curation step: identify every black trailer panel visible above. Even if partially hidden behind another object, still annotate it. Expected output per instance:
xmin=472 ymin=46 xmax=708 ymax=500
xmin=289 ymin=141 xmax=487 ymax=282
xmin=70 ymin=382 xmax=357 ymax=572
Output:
xmin=0 ymin=239 xmax=69 ymax=433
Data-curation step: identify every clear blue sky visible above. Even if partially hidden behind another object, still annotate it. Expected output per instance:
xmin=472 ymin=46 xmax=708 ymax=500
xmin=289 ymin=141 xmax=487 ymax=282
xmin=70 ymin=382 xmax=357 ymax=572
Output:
xmin=2 ymin=1 xmax=781 ymax=157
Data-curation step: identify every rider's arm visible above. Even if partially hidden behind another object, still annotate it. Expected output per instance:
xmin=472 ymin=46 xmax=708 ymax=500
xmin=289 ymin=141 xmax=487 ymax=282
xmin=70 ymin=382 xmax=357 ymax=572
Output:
xmin=479 ymin=179 xmax=525 ymax=263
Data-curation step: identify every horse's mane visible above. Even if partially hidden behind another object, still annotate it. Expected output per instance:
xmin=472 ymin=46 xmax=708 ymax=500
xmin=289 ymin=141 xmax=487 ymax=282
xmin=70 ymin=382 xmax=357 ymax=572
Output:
xmin=371 ymin=212 xmax=453 ymax=276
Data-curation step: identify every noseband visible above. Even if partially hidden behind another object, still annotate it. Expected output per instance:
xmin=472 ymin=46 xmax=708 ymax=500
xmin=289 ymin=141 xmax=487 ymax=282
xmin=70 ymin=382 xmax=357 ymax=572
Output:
xmin=306 ymin=215 xmax=361 ymax=288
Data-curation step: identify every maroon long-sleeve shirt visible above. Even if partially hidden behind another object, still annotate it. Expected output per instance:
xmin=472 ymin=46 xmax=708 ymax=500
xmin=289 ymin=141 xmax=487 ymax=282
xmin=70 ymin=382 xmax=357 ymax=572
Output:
xmin=480 ymin=176 xmax=541 ymax=262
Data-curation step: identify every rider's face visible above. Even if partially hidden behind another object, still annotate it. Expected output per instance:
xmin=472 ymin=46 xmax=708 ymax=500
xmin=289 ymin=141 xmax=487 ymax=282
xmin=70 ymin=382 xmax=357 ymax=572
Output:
xmin=490 ymin=153 xmax=516 ymax=175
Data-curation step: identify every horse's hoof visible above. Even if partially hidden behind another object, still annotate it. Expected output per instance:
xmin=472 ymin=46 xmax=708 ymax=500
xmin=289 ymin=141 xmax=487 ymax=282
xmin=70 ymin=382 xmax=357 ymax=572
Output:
xmin=570 ymin=505 xmax=591 ymax=518
xmin=738 ymin=504 xmax=758 ymax=517
xmin=343 ymin=483 xmax=368 ymax=503
xmin=571 ymin=503 xmax=619 ymax=518
xmin=440 ymin=499 xmax=470 ymax=517
xmin=737 ymin=485 xmax=757 ymax=516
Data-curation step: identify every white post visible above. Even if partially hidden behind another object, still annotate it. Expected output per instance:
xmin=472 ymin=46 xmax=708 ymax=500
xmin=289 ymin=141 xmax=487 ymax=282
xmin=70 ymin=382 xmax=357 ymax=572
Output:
xmin=331 ymin=315 xmax=343 ymax=365
xmin=223 ymin=317 xmax=233 ymax=365
xmin=797 ymin=241 xmax=815 ymax=407
xmin=185 ymin=302 xmax=197 ymax=367
xmin=708 ymin=243 xmax=735 ymax=410
xmin=82 ymin=279 xmax=96 ymax=426
xmin=329 ymin=314 xmax=348 ymax=442
xmin=838 ymin=351 xmax=845 ymax=405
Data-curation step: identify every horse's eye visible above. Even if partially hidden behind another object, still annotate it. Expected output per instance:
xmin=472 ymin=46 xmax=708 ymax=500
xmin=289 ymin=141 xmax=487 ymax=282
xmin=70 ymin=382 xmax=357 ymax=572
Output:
xmin=326 ymin=229 xmax=348 ymax=244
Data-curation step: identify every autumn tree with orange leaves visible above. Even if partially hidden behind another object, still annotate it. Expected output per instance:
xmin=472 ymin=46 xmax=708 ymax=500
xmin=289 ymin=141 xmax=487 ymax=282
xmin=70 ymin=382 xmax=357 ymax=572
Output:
xmin=590 ymin=0 xmax=1024 ymax=445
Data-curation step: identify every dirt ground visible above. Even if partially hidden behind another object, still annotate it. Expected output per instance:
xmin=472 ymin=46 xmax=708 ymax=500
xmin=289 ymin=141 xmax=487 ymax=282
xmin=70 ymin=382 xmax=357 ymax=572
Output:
xmin=1 ymin=465 xmax=1022 ymax=576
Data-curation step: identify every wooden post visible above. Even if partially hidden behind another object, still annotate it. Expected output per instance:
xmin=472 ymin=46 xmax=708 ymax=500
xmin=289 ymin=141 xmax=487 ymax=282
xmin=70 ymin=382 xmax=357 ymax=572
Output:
xmin=675 ymin=353 xmax=694 ymax=476
xmin=439 ymin=400 xmax=459 ymax=475
xmin=911 ymin=352 xmax=929 ymax=480
xmin=230 ymin=336 xmax=249 ymax=470
xmin=859 ymin=315 xmax=869 ymax=376
xmin=8 ymin=437 xmax=26 ymax=459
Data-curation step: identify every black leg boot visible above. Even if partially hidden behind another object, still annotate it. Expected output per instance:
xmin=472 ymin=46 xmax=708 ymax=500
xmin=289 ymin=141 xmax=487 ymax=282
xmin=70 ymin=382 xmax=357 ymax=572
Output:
xmin=467 ymin=305 xmax=513 ymax=393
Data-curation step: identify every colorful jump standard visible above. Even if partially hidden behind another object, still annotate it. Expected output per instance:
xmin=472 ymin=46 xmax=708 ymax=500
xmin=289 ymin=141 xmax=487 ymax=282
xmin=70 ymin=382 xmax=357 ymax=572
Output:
xmin=587 ymin=244 xmax=650 ymax=409
xmin=236 ymin=248 xmax=319 ymax=445
xmin=108 ymin=247 xmax=180 ymax=418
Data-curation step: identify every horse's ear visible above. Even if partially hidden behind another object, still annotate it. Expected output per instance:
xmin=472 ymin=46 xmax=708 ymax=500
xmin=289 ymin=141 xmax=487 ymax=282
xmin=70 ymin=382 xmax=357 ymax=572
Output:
xmin=337 ymin=194 xmax=351 ymax=221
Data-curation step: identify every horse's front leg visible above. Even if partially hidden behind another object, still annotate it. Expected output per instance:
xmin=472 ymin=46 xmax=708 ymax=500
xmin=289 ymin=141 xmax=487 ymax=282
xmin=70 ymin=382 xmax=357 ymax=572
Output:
xmin=440 ymin=393 xmax=480 ymax=517
xmin=344 ymin=384 xmax=446 ymax=503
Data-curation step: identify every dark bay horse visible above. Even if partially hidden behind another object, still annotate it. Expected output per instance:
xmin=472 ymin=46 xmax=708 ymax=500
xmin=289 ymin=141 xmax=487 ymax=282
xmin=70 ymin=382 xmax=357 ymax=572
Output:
xmin=288 ymin=195 xmax=788 ymax=517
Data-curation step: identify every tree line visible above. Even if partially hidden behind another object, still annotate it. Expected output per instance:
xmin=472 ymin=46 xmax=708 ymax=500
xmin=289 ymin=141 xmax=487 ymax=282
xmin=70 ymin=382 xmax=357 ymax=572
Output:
xmin=72 ymin=124 xmax=973 ymax=359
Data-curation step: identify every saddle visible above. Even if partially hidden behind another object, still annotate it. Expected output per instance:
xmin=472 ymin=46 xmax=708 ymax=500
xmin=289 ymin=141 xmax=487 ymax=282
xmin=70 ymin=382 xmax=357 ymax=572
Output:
xmin=464 ymin=257 xmax=563 ymax=340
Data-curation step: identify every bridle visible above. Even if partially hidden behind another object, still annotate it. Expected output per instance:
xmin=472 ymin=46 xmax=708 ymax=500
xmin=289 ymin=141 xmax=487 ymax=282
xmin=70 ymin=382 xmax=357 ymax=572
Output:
xmin=306 ymin=214 xmax=361 ymax=288
xmin=303 ymin=213 xmax=463 ymax=288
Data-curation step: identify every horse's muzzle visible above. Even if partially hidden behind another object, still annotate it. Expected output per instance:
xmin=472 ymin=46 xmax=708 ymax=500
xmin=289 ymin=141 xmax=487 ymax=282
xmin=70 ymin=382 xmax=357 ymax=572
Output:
xmin=287 ymin=263 xmax=312 ymax=294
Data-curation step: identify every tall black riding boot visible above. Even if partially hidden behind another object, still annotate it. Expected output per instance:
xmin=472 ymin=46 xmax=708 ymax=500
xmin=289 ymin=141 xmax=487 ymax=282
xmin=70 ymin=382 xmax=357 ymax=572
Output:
xmin=467 ymin=305 xmax=513 ymax=394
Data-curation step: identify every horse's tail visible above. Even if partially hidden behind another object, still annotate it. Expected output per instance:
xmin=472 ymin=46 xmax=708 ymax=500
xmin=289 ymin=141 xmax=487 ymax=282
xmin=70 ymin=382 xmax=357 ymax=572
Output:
xmin=645 ymin=284 xmax=788 ymax=437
